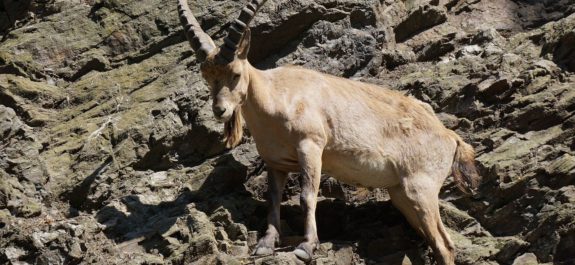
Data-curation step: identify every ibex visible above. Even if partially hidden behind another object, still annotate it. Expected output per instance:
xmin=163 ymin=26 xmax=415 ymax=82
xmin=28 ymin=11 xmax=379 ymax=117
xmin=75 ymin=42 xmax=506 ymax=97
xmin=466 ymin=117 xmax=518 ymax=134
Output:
xmin=177 ymin=0 xmax=480 ymax=264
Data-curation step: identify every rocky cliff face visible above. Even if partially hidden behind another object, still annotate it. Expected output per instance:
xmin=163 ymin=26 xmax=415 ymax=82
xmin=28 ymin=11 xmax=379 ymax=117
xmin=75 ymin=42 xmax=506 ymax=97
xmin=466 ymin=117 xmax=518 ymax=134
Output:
xmin=1 ymin=0 xmax=574 ymax=264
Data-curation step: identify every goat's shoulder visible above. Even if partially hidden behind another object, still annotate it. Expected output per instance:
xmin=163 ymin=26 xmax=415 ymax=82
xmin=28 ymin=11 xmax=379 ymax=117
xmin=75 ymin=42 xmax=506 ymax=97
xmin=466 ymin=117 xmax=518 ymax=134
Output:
xmin=272 ymin=64 xmax=324 ymax=76
xmin=266 ymin=65 xmax=328 ymax=90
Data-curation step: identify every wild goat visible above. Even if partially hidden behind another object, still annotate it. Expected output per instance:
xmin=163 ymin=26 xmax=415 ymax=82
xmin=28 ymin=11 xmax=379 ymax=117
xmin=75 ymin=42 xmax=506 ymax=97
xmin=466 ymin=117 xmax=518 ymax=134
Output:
xmin=177 ymin=0 xmax=480 ymax=264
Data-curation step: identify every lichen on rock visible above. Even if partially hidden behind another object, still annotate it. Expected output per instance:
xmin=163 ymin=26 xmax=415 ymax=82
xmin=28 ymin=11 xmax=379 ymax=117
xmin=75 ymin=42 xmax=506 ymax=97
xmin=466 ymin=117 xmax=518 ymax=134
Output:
xmin=1 ymin=0 xmax=575 ymax=264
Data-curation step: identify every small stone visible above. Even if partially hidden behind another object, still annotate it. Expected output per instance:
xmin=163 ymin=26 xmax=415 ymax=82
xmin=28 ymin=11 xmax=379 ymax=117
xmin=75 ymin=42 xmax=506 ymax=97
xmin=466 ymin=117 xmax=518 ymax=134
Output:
xmin=533 ymin=59 xmax=560 ymax=75
xmin=511 ymin=253 xmax=538 ymax=265
xmin=349 ymin=7 xmax=376 ymax=29
xmin=32 ymin=230 xmax=62 ymax=248
xmin=229 ymin=241 xmax=249 ymax=257
xmin=248 ymin=231 xmax=259 ymax=247
xmin=215 ymin=227 xmax=229 ymax=241
xmin=68 ymin=240 xmax=83 ymax=259
xmin=219 ymin=241 xmax=230 ymax=253
xmin=320 ymin=177 xmax=346 ymax=200
xmin=0 ymin=208 xmax=12 ymax=224
xmin=254 ymin=252 xmax=303 ymax=265
xmin=558 ymin=186 xmax=575 ymax=203
xmin=416 ymin=34 xmax=456 ymax=61
xmin=226 ymin=223 xmax=248 ymax=241
xmin=457 ymin=45 xmax=483 ymax=58
xmin=150 ymin=171 xmax=167 ymax=182
xmin=478 ymin=78 xmax=512 ymax=103
xmin=313 ymin=257 xmax=334 ymax=265
xmin=147 ymin=171 xmax=174 ymax=189
xmin=381 ymin=45 xmax=416 ymax=69
xmin=210 ymin=207 xmax=233 ymax=226
xmin=4 ymin=246 xmax=27 ymax=260
xmin=495 ymin=238 xmax=529 ymax=263
xmin=547 ymin=154 xmax=575 ymax=176
xmin=190 ymin=234 xmax=219 ymax=256
xmin=12 ymin=199 xmax=42 ymax=218
xmin=484 ymin=43 xmax=504 ymax=56
xmin=402 ymin=255 xmax=413 ymax=265
xmin=62 ymin=222 xmax=84 ymax=237
xmin=470 ymin=28 xmax=503 ymax=45
xmin=333 ymin=245 xmax=354 ymax=265
xmin=319 ymin=242 xmax=334 ymax=252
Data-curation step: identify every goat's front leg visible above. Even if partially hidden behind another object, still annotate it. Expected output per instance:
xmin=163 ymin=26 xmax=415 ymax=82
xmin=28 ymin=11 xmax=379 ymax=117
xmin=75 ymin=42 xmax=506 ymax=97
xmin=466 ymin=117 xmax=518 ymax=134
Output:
xmin=254 ymin=168 xmax=288 ymax=256
xmin=293 ymin=139 xmax=323 ymax=262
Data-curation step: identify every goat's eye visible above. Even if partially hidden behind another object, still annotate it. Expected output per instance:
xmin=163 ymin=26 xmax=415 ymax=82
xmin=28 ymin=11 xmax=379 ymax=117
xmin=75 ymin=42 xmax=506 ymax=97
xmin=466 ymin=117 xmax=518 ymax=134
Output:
xmin=233 ymin=74 xmax=241 ymax=82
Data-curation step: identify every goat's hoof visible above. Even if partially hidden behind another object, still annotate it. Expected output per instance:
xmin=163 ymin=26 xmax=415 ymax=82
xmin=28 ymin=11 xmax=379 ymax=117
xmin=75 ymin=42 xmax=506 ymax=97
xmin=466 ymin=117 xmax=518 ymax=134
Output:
xmin=293 ymin=248 xmax=311 ymax=261
xmin=293 ymin=243 xmax=313 ymax=262
xmin=253 ymin=246 xmax=274 ymax=256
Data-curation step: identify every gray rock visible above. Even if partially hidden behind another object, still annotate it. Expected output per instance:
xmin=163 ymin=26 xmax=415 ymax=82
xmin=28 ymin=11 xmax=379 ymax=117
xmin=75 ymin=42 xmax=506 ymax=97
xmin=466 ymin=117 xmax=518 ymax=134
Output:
xmin=512 ymin=253 xmax=538 ymax=265
xmin=394 ymin=5 xmax=447 ymax=42
xmin=4 ymin=246 xmax=27 ymax=261
xmin=1 ymin=0 xmax=575 ymax=264
xmin=416 ymin=33 xmax=456 ymax=61
xmin=255 ymin=252 xmax=304 ymax=265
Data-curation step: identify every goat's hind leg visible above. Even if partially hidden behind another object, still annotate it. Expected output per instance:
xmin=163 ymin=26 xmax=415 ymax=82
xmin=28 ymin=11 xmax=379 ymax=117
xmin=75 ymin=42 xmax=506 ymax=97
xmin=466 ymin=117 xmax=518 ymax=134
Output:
xmin=254 ymin=169 xmax=288 ymax=256
xmin=388 ymin=178 xmax=455 ymax=265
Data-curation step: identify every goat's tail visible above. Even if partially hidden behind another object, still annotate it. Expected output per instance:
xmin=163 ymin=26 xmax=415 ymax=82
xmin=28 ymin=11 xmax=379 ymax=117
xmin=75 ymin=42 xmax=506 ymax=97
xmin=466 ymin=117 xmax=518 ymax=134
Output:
xmin=450 ymin=132 xmax=480 ymax=194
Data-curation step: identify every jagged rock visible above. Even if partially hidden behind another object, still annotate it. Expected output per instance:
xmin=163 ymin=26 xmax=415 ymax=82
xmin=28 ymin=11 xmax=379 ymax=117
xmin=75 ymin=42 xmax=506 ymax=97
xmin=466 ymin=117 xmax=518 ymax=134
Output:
xmin=540 ymin=14 xmax=575 ymax=72
xmin=275 ymin=19 xmax=379 ymax=78
xmin=552 ymin=29 xmax=575 ymax=71
xmin=558 ymin=186 xmax=575 ymax=203
xmin=416 ymin=33 xmax=456 ymax=61
xmin=0 ymin=105 xmax=44 ymax=218
xmin=0 ymin=0 xmax=33 ymax=33
xmin=394 ymin=5 xmax=447 ymax=42
xmin=3 ymin=246 xmax=27 ymax=261
xmin=457 ymin=44 xmax=483 ymax=58
xmin=495 ymin=238 xmax=530 ymax=264
xmin=1 ymin=0 xmax=575 ymax=264
xmin=381 ymin=44 xmax=416 ymax=69
xmin=254 ymin=252 xmax=304 ymax=265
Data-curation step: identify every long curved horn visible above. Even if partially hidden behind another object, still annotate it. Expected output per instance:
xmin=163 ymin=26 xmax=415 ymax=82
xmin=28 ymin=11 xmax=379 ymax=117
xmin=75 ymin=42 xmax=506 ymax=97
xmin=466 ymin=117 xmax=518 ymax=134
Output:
xmin=177 ymin=0 xmax=216 ymax=62
xmin=217 ymin=0 xmax=268 ymax=63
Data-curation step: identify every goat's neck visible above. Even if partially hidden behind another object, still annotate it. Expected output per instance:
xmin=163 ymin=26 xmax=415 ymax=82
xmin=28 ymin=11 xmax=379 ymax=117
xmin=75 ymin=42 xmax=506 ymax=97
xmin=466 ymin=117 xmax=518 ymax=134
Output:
xmin=242 ymin=64 xmax=273 ymax=118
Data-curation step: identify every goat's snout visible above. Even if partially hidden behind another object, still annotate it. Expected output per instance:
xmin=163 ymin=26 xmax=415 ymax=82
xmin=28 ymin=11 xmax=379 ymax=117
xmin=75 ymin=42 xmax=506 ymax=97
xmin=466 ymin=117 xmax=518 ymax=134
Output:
xmin=213 ymin=105 xmax=227 ymax=117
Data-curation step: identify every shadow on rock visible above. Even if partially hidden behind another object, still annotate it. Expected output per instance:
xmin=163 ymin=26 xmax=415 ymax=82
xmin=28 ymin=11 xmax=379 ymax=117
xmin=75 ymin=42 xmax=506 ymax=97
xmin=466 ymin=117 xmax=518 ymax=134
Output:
xmin=92 ymin=146 xmax=266 ymax=262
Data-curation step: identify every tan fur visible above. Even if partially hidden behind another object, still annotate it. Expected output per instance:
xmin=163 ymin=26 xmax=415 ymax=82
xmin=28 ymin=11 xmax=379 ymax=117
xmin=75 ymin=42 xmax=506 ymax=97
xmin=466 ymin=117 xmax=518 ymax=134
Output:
xmin=224 ymin=106 xmax=244 ymax=148
xmin=178 ymin=1 xmax=480 ymax=264
xmin=199 ymin=62 xmax=480 ymax=265
xmin=450 ymin=132 xmax=480 ymax=193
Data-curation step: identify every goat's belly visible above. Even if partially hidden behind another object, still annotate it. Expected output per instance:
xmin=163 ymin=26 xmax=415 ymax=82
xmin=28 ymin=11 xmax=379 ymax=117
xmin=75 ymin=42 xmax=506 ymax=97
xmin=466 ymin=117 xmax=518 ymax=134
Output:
xmin=322 ymin=152 xmax=401 ymax=188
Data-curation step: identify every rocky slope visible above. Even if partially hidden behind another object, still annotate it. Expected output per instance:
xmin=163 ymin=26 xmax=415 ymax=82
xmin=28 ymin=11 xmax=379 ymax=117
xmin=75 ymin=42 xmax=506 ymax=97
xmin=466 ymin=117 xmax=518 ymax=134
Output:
xmin=1 ymin=0 xmax=575 ymax=264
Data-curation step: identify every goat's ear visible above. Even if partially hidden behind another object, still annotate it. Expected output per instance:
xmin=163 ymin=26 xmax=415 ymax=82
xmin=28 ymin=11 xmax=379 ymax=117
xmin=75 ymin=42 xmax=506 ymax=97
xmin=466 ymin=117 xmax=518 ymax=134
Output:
xmin=237 ymin=28 xmax=251 ymax=60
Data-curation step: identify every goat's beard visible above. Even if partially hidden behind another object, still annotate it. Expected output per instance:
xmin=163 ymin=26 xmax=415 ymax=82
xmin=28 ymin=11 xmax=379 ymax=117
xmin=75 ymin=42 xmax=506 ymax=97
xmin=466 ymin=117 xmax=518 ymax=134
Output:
xmin=223 ymin=106 xmax=243 ymax=148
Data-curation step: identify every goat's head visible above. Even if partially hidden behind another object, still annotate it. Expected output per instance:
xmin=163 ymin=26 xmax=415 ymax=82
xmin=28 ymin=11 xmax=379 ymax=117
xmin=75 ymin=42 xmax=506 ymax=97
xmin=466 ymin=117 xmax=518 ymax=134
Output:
xmin=178 ymin=0 xmax=266 ymax=147
xmin=199 ymin=35 xmax=250 ymax=123
xmin=178 ymin=0 xmax=265 ymax=123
